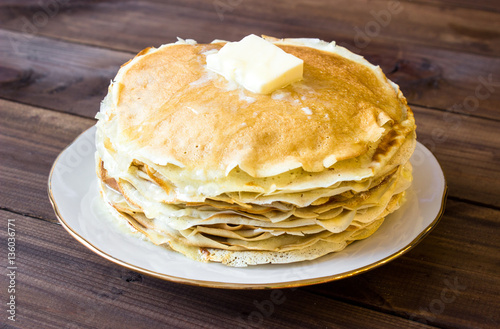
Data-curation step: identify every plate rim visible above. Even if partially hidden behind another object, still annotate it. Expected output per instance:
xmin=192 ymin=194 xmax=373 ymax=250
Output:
xmin=48 ymin=127 xmax=448 ymax=290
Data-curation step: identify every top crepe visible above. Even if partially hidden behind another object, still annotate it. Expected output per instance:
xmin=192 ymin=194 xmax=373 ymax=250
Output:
xmin=100 ymin=37 xmax=412 ymax=180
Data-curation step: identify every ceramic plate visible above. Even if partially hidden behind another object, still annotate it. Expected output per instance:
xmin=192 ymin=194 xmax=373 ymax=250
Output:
xmin=48 ymin=126 xmax=447 ymax=289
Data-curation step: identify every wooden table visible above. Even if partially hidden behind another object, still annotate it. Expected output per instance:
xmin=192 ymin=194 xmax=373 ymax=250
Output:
xmin=1 ymin=1 xmax=499 ymax=328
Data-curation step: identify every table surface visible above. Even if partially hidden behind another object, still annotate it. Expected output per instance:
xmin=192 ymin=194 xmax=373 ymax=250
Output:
xmin=1 ymin=1 xmax=499 ymax=328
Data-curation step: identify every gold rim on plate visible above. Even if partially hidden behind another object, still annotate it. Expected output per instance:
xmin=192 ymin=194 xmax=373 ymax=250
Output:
xmin=48 ymin=127 xmax=448 ymax=290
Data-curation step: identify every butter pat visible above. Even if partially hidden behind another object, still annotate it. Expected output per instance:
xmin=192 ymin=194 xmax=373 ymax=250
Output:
xmin=206 ymin=34 xmax=303 ymax=94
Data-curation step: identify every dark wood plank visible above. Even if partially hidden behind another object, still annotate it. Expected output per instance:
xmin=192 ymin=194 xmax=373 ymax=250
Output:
xmin=0 ymin=100 xmax=95 ymax=221
xmin=416 ymin=0 xmax=500 ymax=13
xmin=0 ymin=210 xmax=436 ymax=329
xmin=1 ymin=0 xmax=500 ymax=57
xmin=1 ymin=28 xmax=500 ymax=122
xmin=0 ymin=29 xmax=131 ymax=118
xmin=305 ymin=199 xmax=500 ymax=329
xmin=413 ymin=107 xmax=500 ymax=208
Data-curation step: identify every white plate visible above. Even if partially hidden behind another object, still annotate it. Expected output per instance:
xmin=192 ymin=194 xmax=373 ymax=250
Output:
xmin=48 ymin=126 xmax=447 ymax=289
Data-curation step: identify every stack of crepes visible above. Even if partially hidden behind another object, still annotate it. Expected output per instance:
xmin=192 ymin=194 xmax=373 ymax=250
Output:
xmin=95 ymin=37 xmax=416 ymax=267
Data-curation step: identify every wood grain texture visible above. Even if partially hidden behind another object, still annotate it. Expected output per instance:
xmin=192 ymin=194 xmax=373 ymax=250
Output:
xmin=0 ymin=210 xmax=438 ymax=329
xmin=422 ymin=0 xmax=500 ymax=13
xmin=1 ymin=24 xmax=500 ymax=121
xmin=305 ymin=199 xmax=500 ymax=329
xmin=0 ymin=29 xmax=130 ymax=118
xmin=0 ymin=100 xmax=95 ymax=221
xmin=412 ymin=107 xmax=500 ymax=207
xmin=1 ymin=0 xmax=499 ymax=56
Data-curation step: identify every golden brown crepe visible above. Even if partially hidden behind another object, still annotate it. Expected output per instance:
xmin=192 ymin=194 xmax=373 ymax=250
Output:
xmin=95 ymin=37 xmax=416 ymax=266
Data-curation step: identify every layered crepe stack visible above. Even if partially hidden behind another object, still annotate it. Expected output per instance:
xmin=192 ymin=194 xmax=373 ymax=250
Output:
xmin=95 ymin=37 xmax=416 ymax=267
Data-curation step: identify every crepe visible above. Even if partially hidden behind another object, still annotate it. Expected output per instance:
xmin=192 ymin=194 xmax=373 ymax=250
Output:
xmin=95 ymin=36 xmax=416 ymax=266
